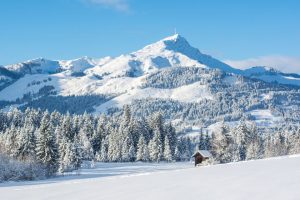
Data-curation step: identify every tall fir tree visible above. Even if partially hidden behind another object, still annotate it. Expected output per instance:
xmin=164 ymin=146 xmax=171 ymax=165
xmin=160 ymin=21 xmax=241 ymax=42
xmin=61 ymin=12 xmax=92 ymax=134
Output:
xmin=163 ymin=137 xmax=173 ymax=162
xmin=35 ymin=111 xmax=58 ymax=176
xmin=148 ymin=129 xmax=162 ymax=162
xmin=136 ymin=135 xmax=149 ymax=161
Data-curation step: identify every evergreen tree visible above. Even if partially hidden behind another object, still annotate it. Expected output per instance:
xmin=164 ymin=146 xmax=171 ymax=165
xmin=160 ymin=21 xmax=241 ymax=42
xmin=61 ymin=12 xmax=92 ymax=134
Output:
xmin=165 ymin=123 xmax=177 ymax=156
xmin=136 ymin=135 xmax=149 ymax=161
xmin=211 ymin=124 xmax=232 ymax=163
xmin=61 ymin=114 xmax=74 ymax=141
xmin=35 ymin=112 xmax=58 ymax=176
xmin=107 ymin=130 xmax=121 ymax=162
xmin=99 ymin=136 xmax=109 ymax=162
xmin=78 ymin=128 xmax=94 ymax=160
xmin=234 ymin=122 xmax=251 ymax=161
xmin=204 ymin=131 xmax=211 ymax=150
xmin=163 ymin=137 xmax=173 ymax=162
xmin=148 ymin=129 xmax=162 ymax=162
xmin=58 ymin=136 xmax=68 ymax=173
xmin=16 ymin=125 xmax=36 ymax=160
xmin=198 ymin=130 xmax=206 ymax=150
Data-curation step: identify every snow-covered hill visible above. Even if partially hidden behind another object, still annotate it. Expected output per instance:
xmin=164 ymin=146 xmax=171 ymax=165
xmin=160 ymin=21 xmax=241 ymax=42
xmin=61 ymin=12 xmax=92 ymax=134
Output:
xmin=1 ymin=155 xmax=300 ymax=200
xmin=244 ymin=66 xmax=300 ymax=86
xmin=1 ymin=34 xmax=300 ymax=130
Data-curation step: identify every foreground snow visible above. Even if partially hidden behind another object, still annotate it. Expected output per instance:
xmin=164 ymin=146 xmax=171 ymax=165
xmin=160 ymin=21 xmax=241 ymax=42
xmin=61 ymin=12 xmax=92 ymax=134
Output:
xmin=1 ymin=155 xmax=300 ymax=200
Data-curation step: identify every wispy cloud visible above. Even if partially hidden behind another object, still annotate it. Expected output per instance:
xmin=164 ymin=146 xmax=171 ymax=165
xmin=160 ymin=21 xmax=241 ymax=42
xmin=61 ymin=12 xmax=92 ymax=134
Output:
xmin=224 ymin=55 xmax=300 ymax=74
xmin=85 ymin=0 xmax=130 ymax=12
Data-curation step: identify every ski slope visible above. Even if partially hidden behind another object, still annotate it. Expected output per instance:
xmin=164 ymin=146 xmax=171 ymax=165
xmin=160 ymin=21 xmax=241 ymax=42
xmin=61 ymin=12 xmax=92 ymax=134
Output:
xmin=1 ymin=155 xmax=300 ymax=200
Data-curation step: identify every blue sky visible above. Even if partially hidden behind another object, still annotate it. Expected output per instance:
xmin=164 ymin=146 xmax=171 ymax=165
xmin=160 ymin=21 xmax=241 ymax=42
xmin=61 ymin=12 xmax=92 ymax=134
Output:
xmin=1 ymin=0 xmax=300 ymax=72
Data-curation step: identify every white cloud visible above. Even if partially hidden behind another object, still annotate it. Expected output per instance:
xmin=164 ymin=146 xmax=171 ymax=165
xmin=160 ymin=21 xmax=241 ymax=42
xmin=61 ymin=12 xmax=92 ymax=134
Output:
xmin=86 ymin=0 xmax=130 ymax=12
xmin=224 ymin=55 xmax=300 ymax=74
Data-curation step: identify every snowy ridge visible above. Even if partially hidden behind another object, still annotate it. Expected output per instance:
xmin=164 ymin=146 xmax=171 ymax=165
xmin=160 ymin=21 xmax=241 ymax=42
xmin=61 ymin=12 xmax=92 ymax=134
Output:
xmin=243 ymin=66 xmax=300 ymax=86
xmin=1 ymin=34 xmax=300 ymax=127
xmin=5 ymin=58 xmax=62 ymax=75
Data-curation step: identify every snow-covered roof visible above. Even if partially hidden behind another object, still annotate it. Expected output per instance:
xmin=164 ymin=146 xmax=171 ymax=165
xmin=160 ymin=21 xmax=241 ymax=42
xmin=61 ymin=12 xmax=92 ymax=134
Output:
xmin=192 ymin=150 xmax=212 ymax=158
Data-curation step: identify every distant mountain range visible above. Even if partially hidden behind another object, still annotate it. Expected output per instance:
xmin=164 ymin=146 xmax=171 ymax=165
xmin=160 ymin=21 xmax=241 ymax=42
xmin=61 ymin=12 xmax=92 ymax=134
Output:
xmin=1 ymin=34 xmax=300 ymax=132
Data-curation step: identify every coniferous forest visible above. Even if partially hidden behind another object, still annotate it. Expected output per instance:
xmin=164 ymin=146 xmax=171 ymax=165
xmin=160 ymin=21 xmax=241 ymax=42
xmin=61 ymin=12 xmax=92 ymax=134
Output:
xmin=1 ymin=106 xmax=300 ymax=182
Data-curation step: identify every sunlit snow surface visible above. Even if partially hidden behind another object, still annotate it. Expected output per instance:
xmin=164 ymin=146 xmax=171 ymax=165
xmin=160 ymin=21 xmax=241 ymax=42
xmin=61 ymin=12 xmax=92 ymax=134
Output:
xmin=1 ymin=155 xmax=300 ymax=200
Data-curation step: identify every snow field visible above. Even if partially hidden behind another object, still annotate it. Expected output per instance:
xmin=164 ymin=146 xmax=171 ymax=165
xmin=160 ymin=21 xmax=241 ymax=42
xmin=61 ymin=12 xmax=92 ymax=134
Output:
xmin=1 ymin=155 xmax=300 ymax=200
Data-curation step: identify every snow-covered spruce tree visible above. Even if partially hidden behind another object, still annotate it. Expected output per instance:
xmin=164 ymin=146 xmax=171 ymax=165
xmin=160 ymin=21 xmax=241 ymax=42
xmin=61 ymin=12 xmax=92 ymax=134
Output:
xmin=148 ymin=129 xmax=162 ymax=162
xmin=9 ymin=108 xmax=23 ymax=127
xmin=174 ymin=145 xmax=181 ymax=161
xmin=233 ymin=122 xmax=251 ymax=161
xmin=72 ymin=115 xmax=81 ymax=136
xmin=136 ymin=134 xmax=149 ymax=161
xmin=180 ymin=137 xmax=193 ymax=161
xmin=107 ymin=130 xmax=122 ymax=162
xmin=164 ymin=122 xmax=177 ymax=157
xmin=289 ymin=131 xmax=300 ymax=155
xmin=64 ymin=142 xmax=76 ymax=172
xmin=2 ymin=125 xmax=19 ymax=157
xmin=78 ymin=128 xmax=94 ymax=160
xmin=245 ymin=124 xmax=264 ymax=160
xmin=175 ymin=138 xmax=187 ymax=161
xmin=246 ymin=140 xmax=261 ymax=160
xmin=81 ymin=112 xmax=94 ymax=139
xmin=148 ymin=112 xmax=165 ymax=145
xmin=163 ymin=136 xmax=173 ymax=162
xmin=121 ymin=130 xmax=136 ymax=162
xmin=118 ymin=106 xmax=138 ymax=162
xmin=92 ymin=115 xmax=106 ymax=154
xmin=273 ymin=132 xmax=289 ymax=156
xmin=35 ymin=111 xmax=58 ymax=176
xmin=91 ymin=130 xmax=101 ymax=154
xmin=128 ymin=144 xmax=136 ymax=162
xmin=50 ymin=111 xmax=61 ymax=129
xmin=99 ymin=136 xmax=109 ymax=162
xmin=264 ymin=134 xmax=275 ymax=158
xmin=204 ymin=131 xmax=212 ymax=150
xmin=198 ymin=130 xmax=206 ymax=150
xmin=58 ymin=135 xmax=68 ymax=173
xmin=211 ymin=123 xmax=233 ymax=163
xmin=61 ymin=113 xmax=74 ymax=141
xmin=59 ymin=135 xmax=83 ymax=173
xmin=72 ymin=135 xmax=83 ymax=170
xmin=16 ymin=125 xmax=36 ymax=161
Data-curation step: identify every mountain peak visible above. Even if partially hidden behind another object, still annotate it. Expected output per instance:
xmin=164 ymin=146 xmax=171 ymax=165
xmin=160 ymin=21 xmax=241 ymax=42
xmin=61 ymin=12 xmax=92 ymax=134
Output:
xmin=162 ymin=34 xmax=182 ymax=41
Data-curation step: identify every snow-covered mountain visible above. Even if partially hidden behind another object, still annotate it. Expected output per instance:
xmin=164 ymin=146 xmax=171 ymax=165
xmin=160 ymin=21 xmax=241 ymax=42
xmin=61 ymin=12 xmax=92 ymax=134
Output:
xmin=85 ymin=34 xmax=242 ymax=78
xmin=1 ymin=34 xmax=300 ymax=130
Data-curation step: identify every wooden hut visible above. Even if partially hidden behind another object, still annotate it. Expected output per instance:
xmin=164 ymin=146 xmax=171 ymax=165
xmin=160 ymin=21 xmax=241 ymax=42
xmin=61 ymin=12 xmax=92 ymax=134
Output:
xmin=192 ymin=150 xmax=212 ymax=166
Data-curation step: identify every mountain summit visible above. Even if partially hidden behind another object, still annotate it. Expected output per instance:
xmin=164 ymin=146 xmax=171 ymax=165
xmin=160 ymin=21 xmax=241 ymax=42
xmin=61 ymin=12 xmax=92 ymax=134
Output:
xmin=1 ymin=34 xmax=300 ymax=121
xmin=87 ymin=34 xmax=242 ymax=78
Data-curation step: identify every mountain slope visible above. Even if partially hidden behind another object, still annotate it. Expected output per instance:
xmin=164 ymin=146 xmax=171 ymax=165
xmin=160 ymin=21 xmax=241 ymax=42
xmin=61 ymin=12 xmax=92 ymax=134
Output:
xmin=0 ymin=34 xmax=300 ymax=131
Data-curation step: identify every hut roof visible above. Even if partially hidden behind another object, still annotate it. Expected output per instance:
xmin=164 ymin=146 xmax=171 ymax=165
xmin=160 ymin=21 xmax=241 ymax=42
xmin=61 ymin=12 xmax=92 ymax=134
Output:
xmin=192 ymin=150 xmax=212 ymax=158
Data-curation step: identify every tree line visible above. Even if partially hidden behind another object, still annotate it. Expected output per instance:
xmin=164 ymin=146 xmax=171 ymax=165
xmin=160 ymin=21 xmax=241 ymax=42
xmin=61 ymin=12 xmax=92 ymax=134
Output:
xmin=0 ymin=107 xmax=299 ymax=182
xmin=199 ymin=122 xmax=300 ymax=163
xmin=0 ymin=106 xmax=189 ymax=181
